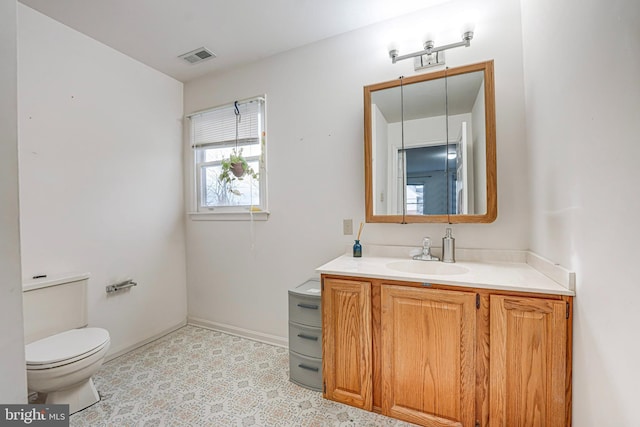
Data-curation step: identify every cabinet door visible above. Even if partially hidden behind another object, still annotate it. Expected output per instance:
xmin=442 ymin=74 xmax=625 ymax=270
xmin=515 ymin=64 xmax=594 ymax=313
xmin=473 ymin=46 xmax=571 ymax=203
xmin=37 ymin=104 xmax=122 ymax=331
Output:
xmin=489 ymin=295 xmax=567 ymax=427
xmin=322 ymin=277 xmax=373 ymax=410
xmin=381 ymin=285 xmax=476 ymax=427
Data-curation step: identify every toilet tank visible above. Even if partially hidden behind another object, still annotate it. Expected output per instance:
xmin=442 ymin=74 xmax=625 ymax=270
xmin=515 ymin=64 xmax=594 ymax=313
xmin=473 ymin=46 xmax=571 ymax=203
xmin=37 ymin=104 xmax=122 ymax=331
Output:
xmin=22 ymin=273 xmax=89 ymax=344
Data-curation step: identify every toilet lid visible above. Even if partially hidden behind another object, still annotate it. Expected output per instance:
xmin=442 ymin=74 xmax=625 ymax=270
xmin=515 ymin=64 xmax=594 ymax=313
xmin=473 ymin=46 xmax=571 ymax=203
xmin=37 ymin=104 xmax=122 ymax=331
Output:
xmin=26 ymin=328 xmax=110 ymax=366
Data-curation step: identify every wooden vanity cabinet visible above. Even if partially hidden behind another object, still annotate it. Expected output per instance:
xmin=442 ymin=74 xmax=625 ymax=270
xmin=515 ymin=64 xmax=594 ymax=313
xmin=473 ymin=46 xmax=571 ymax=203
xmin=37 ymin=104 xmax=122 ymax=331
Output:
xmin=321 ymin=277 xmax=373 ymax=410
xmin=489 ymin=295 xmax=570 ymax=427
xmin=321 ymin=274 xmax=573 ymax=427
xmin=381 ymin=285 xmax=477 ymax=427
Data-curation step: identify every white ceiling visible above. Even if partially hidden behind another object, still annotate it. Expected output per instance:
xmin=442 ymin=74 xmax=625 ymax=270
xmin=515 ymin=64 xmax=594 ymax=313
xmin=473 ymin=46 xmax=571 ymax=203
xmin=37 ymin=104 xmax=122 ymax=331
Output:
xmin=372 ymin=70 xmax=484 ymax=123
xmin=19 ymin=0 xmax=451 ymax=82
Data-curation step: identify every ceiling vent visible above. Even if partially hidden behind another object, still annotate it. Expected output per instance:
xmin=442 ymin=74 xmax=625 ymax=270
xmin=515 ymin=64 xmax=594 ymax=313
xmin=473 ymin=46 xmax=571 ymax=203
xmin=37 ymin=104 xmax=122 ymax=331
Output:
xmin=178 ymin=47 xmax=216 ymax=64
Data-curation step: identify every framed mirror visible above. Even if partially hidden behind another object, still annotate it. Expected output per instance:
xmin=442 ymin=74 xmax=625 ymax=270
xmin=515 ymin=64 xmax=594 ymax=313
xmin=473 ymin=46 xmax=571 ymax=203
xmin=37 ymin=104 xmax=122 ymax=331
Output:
xmin=364 ymin=61 xmax=496 ymax=223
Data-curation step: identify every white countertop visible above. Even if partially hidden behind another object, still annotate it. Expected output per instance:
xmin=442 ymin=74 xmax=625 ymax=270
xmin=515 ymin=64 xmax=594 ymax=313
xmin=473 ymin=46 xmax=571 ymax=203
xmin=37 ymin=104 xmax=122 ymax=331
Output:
xmin=316 ymin=247 xmax=575 ymax=296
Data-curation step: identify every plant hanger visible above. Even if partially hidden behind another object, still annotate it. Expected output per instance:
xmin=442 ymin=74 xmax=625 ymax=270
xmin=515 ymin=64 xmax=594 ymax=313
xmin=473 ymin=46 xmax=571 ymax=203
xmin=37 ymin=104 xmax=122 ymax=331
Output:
xmin=217 ymin=99 xmax=258 ymax=195
xmin=230 ymin=101 xmax=245 ymax=178
xmin=234 ymin=100 xmax=240 ymax=152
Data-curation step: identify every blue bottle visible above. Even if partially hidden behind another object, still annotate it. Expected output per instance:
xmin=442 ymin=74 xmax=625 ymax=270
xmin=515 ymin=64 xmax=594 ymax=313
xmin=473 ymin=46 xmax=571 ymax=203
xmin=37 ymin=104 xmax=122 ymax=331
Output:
xmin=353 ymin=240 xmax=362 ymax=257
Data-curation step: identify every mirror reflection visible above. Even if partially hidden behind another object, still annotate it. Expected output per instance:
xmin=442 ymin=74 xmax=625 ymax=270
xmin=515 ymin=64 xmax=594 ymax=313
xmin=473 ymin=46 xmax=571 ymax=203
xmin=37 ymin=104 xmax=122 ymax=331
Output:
xmin=365 ymin=61 xmax=496 ymax=223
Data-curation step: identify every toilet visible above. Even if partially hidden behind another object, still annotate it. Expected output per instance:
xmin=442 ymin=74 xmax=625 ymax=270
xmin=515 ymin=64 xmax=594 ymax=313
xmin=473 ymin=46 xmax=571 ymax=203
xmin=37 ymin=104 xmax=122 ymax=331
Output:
xmin=22 ymin=273 xmax=110 ymax=414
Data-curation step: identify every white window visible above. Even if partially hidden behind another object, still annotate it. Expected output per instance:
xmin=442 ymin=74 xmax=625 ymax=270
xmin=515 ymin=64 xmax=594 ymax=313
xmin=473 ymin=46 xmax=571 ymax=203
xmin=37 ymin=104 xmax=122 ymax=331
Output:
xmin=189 ymin=96 xmax=267 ymax=219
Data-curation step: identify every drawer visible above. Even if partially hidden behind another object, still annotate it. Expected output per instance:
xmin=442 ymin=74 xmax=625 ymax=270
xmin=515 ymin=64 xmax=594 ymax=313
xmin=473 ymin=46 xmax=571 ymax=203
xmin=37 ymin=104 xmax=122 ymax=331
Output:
xmin=289 ymin=322 xmax=322 ymax=359
xmin=289 ymin=351 xmax=322 ymax=391
xmin=288 ymin=294 xmax=321 ymax=327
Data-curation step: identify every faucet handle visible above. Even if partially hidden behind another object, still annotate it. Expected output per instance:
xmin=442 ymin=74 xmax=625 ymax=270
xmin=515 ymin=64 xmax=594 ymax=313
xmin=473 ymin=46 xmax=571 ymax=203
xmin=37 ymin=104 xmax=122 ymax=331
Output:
xmin=422 ymin=237 xmax=432 ymax=249
xmin=412 ymin=236 xmax=439 ymax=261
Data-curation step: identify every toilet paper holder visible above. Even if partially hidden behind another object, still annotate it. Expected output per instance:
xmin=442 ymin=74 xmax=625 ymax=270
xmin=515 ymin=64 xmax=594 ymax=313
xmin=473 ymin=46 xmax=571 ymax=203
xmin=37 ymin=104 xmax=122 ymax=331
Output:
xmin=106 ymin=279 xmax=137 ymax=294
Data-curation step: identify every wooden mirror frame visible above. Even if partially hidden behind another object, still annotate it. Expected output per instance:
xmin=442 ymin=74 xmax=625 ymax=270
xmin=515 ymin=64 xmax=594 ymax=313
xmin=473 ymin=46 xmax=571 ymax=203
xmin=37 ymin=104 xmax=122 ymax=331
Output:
xmin=364 ymin=60 xmax=496 ymax=223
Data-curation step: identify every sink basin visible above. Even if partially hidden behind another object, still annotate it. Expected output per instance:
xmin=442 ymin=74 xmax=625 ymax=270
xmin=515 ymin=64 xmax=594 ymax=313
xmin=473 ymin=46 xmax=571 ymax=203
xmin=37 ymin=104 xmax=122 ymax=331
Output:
xmin=386 ymin=260 xmax=469 ymax=276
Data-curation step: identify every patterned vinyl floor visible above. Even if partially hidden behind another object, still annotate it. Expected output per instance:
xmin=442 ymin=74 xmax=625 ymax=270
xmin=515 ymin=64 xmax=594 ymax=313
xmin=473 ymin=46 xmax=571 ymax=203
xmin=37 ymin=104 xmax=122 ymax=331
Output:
xmin=70 ymin=325 xmax=416 ymax=427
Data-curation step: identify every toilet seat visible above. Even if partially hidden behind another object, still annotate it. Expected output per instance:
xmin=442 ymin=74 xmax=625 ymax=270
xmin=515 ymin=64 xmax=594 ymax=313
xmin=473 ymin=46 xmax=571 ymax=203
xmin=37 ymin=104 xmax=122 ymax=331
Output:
xmin=26 ymin=328 xmax=110 ymax=370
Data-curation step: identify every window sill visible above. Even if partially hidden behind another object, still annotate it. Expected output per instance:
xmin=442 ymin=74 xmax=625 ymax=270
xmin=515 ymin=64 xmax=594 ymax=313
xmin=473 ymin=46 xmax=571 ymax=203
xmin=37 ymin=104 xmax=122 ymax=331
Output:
xmin=188 ymin=211 xmax=270 ymax=221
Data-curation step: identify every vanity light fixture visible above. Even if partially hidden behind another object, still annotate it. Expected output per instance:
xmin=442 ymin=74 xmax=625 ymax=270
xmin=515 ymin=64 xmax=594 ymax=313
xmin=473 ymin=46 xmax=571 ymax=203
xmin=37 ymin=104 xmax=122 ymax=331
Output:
xmin=389 ymin=31 xmax=474 ymax=65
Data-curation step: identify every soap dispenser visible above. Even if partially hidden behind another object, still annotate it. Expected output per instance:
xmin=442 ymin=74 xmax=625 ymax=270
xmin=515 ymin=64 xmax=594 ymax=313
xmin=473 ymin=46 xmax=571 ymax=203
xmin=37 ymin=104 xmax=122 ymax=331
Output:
xmin=442 ymin=228 xmax=455 ymax=263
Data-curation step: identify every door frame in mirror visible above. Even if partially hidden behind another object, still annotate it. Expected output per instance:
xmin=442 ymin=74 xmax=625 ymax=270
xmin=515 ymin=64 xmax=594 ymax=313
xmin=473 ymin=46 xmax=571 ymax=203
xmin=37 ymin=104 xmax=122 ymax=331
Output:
xmin=364 ymin=60 xmax=496 ymax=223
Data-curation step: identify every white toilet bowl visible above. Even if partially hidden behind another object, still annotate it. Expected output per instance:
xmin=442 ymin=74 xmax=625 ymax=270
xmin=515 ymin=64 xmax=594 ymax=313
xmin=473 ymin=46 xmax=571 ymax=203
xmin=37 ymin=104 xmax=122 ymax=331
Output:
xmin=26 ymin=327 xmax=110 ymax=414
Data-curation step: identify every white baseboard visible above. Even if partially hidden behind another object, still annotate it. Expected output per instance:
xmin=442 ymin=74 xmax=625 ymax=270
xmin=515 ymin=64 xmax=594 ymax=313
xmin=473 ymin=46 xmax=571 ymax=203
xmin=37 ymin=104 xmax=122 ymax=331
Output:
xmin=188 ymin=317 xmax=288 ymax=348
xmin=104 ymin=320 xmax=187 ymax=362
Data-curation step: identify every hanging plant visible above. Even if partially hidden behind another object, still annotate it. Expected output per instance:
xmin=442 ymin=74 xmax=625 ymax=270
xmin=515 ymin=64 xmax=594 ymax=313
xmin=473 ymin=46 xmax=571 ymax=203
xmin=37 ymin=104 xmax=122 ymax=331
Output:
xmin=218 ymin=148 xmax=258 ymax=195
xmin=217 ymin=101 xmax=258 ymax=196
xmin=231 ymin=149 xmax=251 ymax=177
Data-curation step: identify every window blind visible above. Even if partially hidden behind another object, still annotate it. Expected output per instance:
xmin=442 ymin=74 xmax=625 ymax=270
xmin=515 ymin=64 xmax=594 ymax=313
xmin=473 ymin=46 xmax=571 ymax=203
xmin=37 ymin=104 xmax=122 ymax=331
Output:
xmin=191 ymin=97 xmax=264 ymax=148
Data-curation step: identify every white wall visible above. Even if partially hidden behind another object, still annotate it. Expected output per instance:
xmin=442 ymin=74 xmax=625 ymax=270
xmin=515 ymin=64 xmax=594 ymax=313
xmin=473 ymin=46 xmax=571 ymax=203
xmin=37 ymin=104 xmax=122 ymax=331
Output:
xmin=184 ymin=0 xmax=529 ymax=341
xmin=0 ymin=0 xmax=28 ymax=404
xmin=389 ymin=113 xmax=472 ymax=147
xmin=472 ymin=81 xmax=486 ymax=212
xmin=521 ymin=0 xmax=640 ymax=424
xmin=372 ymin=104 xmax=389 ymax=214
xmin=18 ymin=5 xmax=187 ymax=357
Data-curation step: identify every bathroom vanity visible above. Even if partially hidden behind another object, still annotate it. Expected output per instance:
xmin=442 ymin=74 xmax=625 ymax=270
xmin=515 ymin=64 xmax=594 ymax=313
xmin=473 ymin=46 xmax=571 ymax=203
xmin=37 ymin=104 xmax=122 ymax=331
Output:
xmin=316 ymin=247 xmax=574 ymax=427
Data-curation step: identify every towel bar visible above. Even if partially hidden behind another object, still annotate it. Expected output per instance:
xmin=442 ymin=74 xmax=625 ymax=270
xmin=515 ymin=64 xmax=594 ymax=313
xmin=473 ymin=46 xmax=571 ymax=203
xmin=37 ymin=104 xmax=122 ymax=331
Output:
xmin=106 ymin=279 xmax=137 ymax=294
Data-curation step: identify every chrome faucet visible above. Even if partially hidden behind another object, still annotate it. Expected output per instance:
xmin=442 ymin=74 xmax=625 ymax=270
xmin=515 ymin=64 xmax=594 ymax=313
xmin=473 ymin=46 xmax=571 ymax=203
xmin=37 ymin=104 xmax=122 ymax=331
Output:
xmin=413 ymin=237 xmax=439 ymax=261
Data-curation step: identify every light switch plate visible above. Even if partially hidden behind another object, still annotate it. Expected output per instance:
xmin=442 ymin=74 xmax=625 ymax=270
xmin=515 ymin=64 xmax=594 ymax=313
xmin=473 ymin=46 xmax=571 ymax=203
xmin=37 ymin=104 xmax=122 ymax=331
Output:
xmin=343 ymin=219 xmax=353 ymax=235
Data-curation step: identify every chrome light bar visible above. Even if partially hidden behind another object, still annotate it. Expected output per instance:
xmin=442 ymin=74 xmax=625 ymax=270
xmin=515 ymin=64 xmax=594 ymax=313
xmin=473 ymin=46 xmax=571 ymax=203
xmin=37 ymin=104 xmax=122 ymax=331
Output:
xmin=389 ymin=31 xmax=474 ymax=64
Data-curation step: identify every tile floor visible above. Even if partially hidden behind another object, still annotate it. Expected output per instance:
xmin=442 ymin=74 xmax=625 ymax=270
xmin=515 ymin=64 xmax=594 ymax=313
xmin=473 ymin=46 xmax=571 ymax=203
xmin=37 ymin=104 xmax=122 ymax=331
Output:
xmin=70 ymin=325 xmax=416 ymax=426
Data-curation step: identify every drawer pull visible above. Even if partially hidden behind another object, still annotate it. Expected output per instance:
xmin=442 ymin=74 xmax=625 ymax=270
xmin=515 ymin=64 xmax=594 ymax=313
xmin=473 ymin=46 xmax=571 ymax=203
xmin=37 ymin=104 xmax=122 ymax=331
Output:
xmin=297 ymin=303 xmax=319 ymax=310
xmin=297 ymin=333 xmax=319 ymax=341
xmin=298 ymin=363 xmax=319 ymax=372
